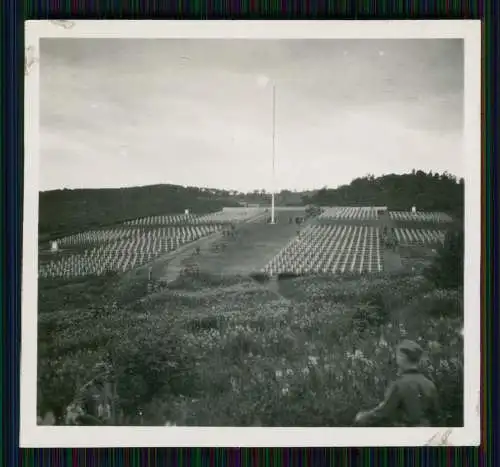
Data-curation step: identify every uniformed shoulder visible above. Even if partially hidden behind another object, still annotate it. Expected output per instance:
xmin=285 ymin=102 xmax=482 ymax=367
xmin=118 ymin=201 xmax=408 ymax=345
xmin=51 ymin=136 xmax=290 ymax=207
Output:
xmin=398 ymin=372 xmax=438 ymax=393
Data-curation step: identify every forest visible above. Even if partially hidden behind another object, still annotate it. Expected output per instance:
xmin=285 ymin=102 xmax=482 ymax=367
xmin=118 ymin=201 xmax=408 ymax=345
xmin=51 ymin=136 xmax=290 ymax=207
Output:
xmin=303 ymin=171 xmax=464 ymax=219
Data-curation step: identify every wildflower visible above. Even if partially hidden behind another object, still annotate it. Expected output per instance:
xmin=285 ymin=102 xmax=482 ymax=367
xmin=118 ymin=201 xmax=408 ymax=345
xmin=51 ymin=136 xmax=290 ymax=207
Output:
xmin=378 ymin=336 xmax=388 ymax=348
xmin=362 ymin=358 xmax=375 ymax=368
xmin=353 ymin=350 xmax=364 ymax=359
xmin=308 ymin=356 xmax=319 ymax=366
xmin=439 ymin=359 xmax=450 ymax=370
xmin=448 ymin=357 xmax=460 ymax=368
xmin=428 ymin=341 xmax=442 ymax=352
xmin=230 ymin=377 xmax=239 ymax=391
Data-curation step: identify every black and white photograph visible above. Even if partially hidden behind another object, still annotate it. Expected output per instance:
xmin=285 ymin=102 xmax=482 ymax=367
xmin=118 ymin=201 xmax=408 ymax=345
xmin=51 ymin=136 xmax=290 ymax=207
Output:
xmin=22 ymin=21 xmax=481 ymax=447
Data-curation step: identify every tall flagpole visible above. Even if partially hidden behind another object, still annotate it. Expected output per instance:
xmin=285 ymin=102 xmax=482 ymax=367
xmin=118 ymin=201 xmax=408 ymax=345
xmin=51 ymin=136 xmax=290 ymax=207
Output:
xmin=271 ymin=82 xmax=276 ymax=224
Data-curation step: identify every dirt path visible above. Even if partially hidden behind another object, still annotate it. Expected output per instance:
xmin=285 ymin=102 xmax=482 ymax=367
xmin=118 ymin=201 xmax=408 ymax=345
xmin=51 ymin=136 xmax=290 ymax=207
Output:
xmin=125 ymin=211 xmax=270 ymax=284
xmin=160 ymin=231 xmax=223 ymax=283
xmin=378 ymin=212 xmax=404 ymax=272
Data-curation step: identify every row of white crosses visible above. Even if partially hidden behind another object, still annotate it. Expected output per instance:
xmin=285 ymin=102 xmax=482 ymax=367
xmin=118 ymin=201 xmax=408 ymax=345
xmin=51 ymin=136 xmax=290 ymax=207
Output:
xmin=394 ymin=228 xmax=446 ymax=246
xmin=318 ymin=206 xmax=380 ymax=221
xmin=122 ymin=210 xmax=265 ymax=227
xmin=196 ymin=209 xmax=264 ymax=224
xmin=40 ymin=225 xmax=223 ymax=279
xmin=55 ymin=228 xmax=141 ymax=248
xmin=54 ymin=225 xmax=221 ymax=248
xmin=129 ymin=225 xmax=222 ymax=241
xmin=40 ymin=237 xmax=184 ymax=278
xmin=263 ymin=224 xmax=382 ymax=276
xmin=389 ymin=211 xmax=453 ymax=223
xmin=123 ymin=214 xmax=200 ymax=226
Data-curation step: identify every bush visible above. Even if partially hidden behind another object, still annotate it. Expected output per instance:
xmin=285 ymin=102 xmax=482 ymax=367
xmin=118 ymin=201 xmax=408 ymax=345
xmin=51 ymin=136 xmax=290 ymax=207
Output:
xmin=112 ymin=318 xmax=198 ymax=414
xmin=424 ymin=229 xmax=463 ymax=289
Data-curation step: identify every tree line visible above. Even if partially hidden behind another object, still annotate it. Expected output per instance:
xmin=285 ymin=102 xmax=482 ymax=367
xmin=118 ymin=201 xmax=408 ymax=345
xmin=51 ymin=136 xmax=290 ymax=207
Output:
xmin=302 ymin=171 xmax=464 ymax=219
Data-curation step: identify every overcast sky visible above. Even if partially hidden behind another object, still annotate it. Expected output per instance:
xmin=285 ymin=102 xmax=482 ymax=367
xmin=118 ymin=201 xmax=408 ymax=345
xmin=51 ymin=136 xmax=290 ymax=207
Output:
xmin=40 ymin=38 xmax=464 ymax=192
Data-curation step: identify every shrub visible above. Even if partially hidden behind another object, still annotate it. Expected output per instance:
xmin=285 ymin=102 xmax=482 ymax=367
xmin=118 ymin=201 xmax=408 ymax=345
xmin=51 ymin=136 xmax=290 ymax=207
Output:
xmin=424 ymin=229 xmax=463 ymax=289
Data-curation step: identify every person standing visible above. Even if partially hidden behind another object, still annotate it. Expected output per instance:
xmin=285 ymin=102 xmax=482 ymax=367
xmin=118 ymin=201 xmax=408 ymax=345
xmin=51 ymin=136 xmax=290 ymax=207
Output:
xmin=354 ymin=340 xmax=440 ymax=427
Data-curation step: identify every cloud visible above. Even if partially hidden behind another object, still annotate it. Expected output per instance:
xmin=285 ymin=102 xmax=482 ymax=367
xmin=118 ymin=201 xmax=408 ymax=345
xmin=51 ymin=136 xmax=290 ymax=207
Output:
xmin=39 ymin=39 xmax=464 ymax=191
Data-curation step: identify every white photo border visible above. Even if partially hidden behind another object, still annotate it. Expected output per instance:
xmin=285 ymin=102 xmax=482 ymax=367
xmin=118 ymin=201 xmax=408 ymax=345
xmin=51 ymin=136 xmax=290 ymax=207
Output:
xmin=22 ymin=20 xmax=482 ymax=448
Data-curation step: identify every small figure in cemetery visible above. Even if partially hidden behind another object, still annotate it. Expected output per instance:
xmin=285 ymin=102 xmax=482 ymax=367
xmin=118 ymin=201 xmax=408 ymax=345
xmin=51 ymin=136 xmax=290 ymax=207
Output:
xmin=148 ymin=267 xmax=153 ymax=281
xmin=196 ymin=246 xmax=201 ymax=255
xmin=354 ymin=340 xmax=439 ymax=427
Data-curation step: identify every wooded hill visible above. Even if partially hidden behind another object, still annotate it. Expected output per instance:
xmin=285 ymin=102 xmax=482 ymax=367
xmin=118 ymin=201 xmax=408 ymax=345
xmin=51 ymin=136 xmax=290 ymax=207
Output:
xmin=303 ymin=171 xmax=464 ymax=220
xmin=39 ymin=185 xmax=241 ymax=241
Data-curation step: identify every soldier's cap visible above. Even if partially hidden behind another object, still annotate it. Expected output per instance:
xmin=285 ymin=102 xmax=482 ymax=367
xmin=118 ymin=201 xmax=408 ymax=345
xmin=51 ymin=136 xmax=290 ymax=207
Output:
xmin=397 ymin=339 xmax=423 ymax=363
